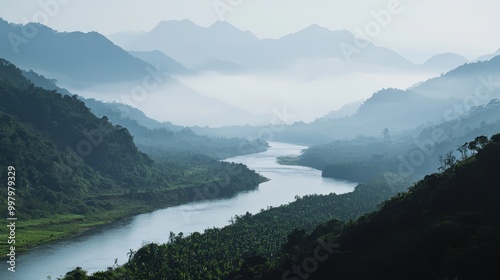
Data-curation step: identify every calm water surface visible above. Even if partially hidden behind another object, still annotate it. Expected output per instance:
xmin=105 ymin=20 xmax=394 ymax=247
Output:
xmin=2 ymin=142 xmax=356 ymax=279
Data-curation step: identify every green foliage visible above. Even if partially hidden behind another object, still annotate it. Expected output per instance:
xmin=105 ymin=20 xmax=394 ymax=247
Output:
xmin=77 ymin=174 xmax=409 ymax=279
xmin=0 ymin=58 xmax=264 ymax=253
xmin=298 ymin=100 xmax=500 ymax=182
xmin=80 ymin=134 xmax=500 ymax=279
xmin=21 ymin=68 xmax=268 ymax=160
xmin=83 ymin=98 xmax=269 ymax=160
xmin=261 ymin=133 xmax=500 ymax=279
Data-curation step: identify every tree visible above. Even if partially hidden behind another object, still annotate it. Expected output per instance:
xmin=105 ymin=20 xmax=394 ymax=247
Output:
xmin=468 ymin=135 xmax=490 ymax=154
xmin=457 ymin=142 xmax=470 ymax=160
xmin=468 ymin=141 xmax=478 ymax=154
xmin=475 ymin=135 xmax=489 ymax=149
xmin=382 ymin=128 xmax=390 ymax=142
xmin=62 ymin=267 xmax=88 ymax=280
xmin=438 ymin=155 xmax=446 ymax=173
xmin=444 ymin=151 xmax=457 ymax=169
xmin=438 ymin=151 xmax=457 ymax=172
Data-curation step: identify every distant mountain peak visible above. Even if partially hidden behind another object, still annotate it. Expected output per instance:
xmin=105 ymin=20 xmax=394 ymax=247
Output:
xmin=422 ymin=52 xmax=468 ymax=71
xmin=159 ymin=18 xmax=195 ymax=25
xmin=475 ymin=48 xmax=500 ymax=62
xmin=279 ymin=24 xmax=353 ymax=44
xmin=0 ymin=18 xmax=155 ymax=86
xmin=209 ymin=20 xmax=236 ymax=29
xmin=304 ymin=23 xmax=326 ymax=30
xmin=296 ymin=23 xmax=334 ymax=34
xmin=151 ymin=19 xmax=200 ymax=32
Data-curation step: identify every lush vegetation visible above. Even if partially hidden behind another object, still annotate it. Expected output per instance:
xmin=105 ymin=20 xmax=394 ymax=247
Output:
xmin=284 ymin=99 xmax=500 ymax=183
xmin=23 ymin=68 xmax=269 ymax=160
xmin=77 ymin=97 xmax=268 ymax=160
xmin=258 ymin=133 xmax=500 ymax=279
xmin=65 ymin=133 xmax=500 ymax=279
xmin=194 ymin=56 xmax=500 ymax=144
xmin=60 ymin=173 xmax=409 ymax=279
xmin=0 ymin=58 xmax=264 ymax=254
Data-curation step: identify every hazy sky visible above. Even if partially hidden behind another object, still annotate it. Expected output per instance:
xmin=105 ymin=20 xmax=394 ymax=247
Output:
xmin=1 ymin=0 xmax=499 ymax=124
xmin=1 ymin=0 xmax=499 ymax=63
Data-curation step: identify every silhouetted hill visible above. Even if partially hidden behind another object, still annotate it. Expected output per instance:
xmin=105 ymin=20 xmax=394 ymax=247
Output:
xmin=261 ymin=133 xmax=500 ymax=279
xmin=415 ymin=55 xmax=500 ymax=100
xmin=0 ymin=58 xmax=264 ymax=224
xmin=0 ymin=59 xmax=155 ymax=182
xmin=65 ymin=133 xmax=500 ymax=279
xmin=282 ymin=56 xmax=500 ymax=142
xmin=0 ymin=18 xmax=154 ymax=87
xmin=422 ymin=52 xmax=468 ymax=72
xmin=0 ymin=19 xmax=269 ymax=127
xmin=0 ymin=58 xmax=156 ymax=217
xmin=319 ymin=100 xmax=363 ymax=120
xmin=109 ymin=20 xmax=415 ymax=71
xmin=18 ymin=68 xmax=268 ymax=158
xmin=129 ymin=50 xmax=195 ymax=75
xmin=296 ymin=99 xmax=500 ymax=183
xmin=476 ymin=48 xmax=500 ymax=61
xmin=110 ymin=20 xmax=260 ymax=67
xmin=83 ymin=98 xmax=268 ymax=159
xmin=193 ymin=55 xmax=500 ymax=145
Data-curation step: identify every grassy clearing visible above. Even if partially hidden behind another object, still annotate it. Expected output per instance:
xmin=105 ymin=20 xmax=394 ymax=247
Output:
xmin=0 ymin=201 xmax=156 ymax=256
xmin=0 ymin=175 xmax=265 ymax=258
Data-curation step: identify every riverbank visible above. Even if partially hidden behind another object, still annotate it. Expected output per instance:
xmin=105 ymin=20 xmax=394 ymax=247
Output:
xmin=0 ymin=176 xmax=267 ymax=257
xmin=1 ymin=142 xmax=357 ymax=279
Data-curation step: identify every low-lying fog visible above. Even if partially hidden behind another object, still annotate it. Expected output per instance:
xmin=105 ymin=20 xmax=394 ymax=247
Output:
xmin=68 ymin=66 xmax=441 ymax=127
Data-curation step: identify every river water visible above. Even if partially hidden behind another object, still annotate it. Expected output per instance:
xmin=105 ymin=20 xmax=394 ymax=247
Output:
xmin=2 ymin=142 xmax=356 ymax=279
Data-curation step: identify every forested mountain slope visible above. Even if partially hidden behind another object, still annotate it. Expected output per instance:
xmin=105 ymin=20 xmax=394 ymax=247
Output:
xmin=292 ymin=98 xmax=500 ymax=182
xmin=261 ymin=133 xmax=500 ymax=280
xmin=20 ymin=69 xmax=268 ymax=159
xmin=0 ymin=58 xmax=264 ymax=253
xmin=63 ymin=133 xmax=500 ymax=279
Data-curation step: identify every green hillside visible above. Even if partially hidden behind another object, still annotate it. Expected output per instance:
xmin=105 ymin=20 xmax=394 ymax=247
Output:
xmin=288 ymin=98 xmax=500 ymax=182
xmin=0 ymin=58 xmax=264 ymax=254
xmin=262 ymin=133 xmax=500 ymax=279
xmin=20 ymin=69 xmax=268 ymax=160
xmin=63 ymin=133 xmax=500 ymax=279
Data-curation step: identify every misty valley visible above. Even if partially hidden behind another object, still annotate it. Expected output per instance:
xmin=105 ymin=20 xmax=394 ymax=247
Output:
xmin=1 ymin=4 xmax=500 ymax=280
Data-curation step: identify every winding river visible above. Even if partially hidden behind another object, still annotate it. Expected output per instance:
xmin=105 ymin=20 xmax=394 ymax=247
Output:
xmin=3 ymin=142 xmax=357 ymax=279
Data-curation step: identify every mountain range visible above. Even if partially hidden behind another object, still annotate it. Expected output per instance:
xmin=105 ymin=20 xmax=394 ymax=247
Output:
xmin=0 ymin=19 xmax=151 ymax=87
xmin=2 ymin=17 xmax=499 ymax=129
xmin=194 ymin=55 xmax=500 ymax=143
xmin=109 ymin=20 xmax=417 ymax=73
xmin=476 ymin=48 xmax=500 ymax=62
xmin=20 ymin=68 xmax=268 ymax=159
xmin=0 ymin=18 xmax=266 ymax=126
xmin=298 ymin=55 xmax=500 ymax=141
xmin=128 ymin=50 xmax=195 ymax=76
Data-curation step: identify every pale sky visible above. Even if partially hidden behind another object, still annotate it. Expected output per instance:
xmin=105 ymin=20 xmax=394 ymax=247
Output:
xmin=2 ymin=0 xmax=500 ymax=124
xmin=1 ymin=0 xmax=499 ymax=63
